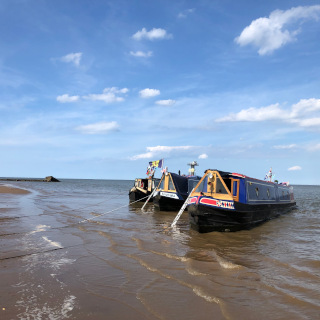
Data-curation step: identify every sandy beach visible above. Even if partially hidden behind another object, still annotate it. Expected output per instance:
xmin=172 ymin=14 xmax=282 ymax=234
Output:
xmin=0 ymin=184 xmax=30 ymax=194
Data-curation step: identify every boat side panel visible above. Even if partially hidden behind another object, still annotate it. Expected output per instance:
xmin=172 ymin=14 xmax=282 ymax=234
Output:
xmin=244 ymin=178 xmax=294 ymax=205
xmin=188 ymin=201 xmax=296 ymax=232
xmin=238 ymin=178 xmax=247 ymax=203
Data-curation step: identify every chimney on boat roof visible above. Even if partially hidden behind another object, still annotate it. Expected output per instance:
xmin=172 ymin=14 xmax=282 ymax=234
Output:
xmin=188 ymin=161 xmax=199 ymax=176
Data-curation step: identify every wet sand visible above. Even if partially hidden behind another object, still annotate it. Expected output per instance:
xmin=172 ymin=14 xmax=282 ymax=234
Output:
xmin=1 ymin=180 xmax=320 ymax=319
xmin=0 ymin=184 xmax=30 ymax=194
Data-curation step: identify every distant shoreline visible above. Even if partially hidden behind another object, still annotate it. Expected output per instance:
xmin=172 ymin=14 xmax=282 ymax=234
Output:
xmin=0 ymin=178 xmax=45 ymax=182
xmin=0 ymin=176 xmax=60 ymax=182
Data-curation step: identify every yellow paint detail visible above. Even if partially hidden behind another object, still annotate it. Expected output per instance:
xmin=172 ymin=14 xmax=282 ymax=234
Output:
xmin=191 ymin=170 xmax=233 ymax=201
xmin=156 ymin=173 xmax=176 ymax=192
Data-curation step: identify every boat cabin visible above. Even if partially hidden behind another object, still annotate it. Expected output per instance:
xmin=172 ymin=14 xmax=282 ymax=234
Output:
xmin=191 ymin=169 xmax=294 ymax=205
xmin=129 ymin=177 xmax=160 ymax=202
xmin=188 ymin=169 xmax=295 ymax=233
xmin=134 ymin=177 xmax=160 ymax=193
xmin=157 ymin=172 xmax=188 ymax=199
xmin=154 ymin=172 xmax=201 ymax=211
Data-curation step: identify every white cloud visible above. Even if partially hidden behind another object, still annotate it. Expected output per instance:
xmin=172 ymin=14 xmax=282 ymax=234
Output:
xmin=216 ymin=98 xmax=320 ymax=130
xmin=297 ymin=118 xmax=320 ymax=127
xmin=288 ymin=165 xmax=302 ymax=171
xmin=216 ymin=103 xmax=287 ymax=122
xmin=306 ymin=143 xmax=320 ymax=151
xmin=132 ymin=28 xmax=172 ymax=41
xmin=199 ymin=153 xmax=208 ymax=159
xmin=290 ymin=98 xmax=320 ymax=117
xmin=155 ymin=99 xmax=176 ymax=106
xmin=235 ymin=5 xmax=320 ymax=55
xmin=130 ymin=145 xmax=194 ymax=160
xmin=84 ymin=87 xmax=128 ymax=103
xmin=139 ymin=88 xmax=160 ymax=98
xmin=60 ymin=52 xmax=83 ymax=66
xmin=129 ymin=152 xmax=153 ymax=160
xmin=147 ymin=146 xmax=193 ymax=153
xmin=130 ymin=51 xmax=153 ymax=57
xmin=76 ymin=121 xmax=119 ymax=134
xmin=56 ymin=94 xmax=80 ymax=103
xmin=178 ymin=8 xmax=195 ymax=19
xmin=273 ymin=144 xmax=297 ymax=149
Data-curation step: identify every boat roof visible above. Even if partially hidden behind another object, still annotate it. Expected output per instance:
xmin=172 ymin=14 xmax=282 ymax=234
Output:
xmin=169 ymin=172 xmax=189 ymax=195
xmin=204 ymin=169 xmax=288 ymax=186
xmin=204 ymin=169 xmax=232 ymax=177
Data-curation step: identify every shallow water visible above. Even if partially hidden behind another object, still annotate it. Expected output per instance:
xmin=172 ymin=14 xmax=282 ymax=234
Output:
xmin=0 ymin=180 xmax=319 ymax=319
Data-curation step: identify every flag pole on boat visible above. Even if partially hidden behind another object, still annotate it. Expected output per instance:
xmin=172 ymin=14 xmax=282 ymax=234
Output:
xmin=141 ymin=159 xmax=164 ymax=211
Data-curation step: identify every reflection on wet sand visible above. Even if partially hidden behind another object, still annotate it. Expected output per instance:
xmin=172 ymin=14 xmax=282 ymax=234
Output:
xmin=1 ymin=180 xmax=320 ymax=319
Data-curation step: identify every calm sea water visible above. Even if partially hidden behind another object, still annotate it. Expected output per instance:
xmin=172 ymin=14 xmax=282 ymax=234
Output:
xmin=0 ymin=180 xmax=319 ymax=320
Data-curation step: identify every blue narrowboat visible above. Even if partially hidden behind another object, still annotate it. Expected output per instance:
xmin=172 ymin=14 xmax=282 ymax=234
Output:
xmin=187 ymin=169 xmax=296 ymax=232
xmin=153 ymin=172 xmax=200 ymax=211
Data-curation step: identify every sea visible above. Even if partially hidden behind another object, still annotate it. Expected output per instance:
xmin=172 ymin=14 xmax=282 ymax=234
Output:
xmin=0 ymin=179 xmax=319 ymax=320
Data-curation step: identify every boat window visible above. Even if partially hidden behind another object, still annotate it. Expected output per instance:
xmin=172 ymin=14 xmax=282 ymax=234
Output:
xmin=267 ymin=188 xmax=270 ymax=198
xmin=232 ymin=181 xmax=238 ymax=197
xmin=168 ymin=177 xmax=175 ymax=191
xmin=195 ymin=178 xmax=205 ymax=193
xmin=159 ymin=177 xmax=165 ymax=190
xmin=153 ymin=179 xmax=160 ymax=189
xmin=202 ymin=176 xmax=208 ymax=193
xmin=223 ymin=178 xmax=232 ymax=193
xmin=188 ymin=179 xmax=199 ymax=193
xmin=255 ymin=187 xmax=259 ymax=197
xmin=216 ymin=177 xmax=229 ymax=194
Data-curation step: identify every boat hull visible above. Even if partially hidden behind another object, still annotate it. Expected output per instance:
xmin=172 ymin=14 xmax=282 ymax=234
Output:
xmin=129 ymin=188 xmax=151 ymax=202
xmin=188 ymin=201 xmax=296 ymax=233
xmin=153 ymin=193 xmax=185 ymax=211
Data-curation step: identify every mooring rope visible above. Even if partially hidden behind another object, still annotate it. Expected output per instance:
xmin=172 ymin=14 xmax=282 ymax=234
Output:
xmin=0 ymin=194 xmax=150 ymax=238
xmin=75 ymin=195 xmax=150 ymax=225
xmin=0 ymin=244 xmax=83 ymax=261
xmin=0 ymin=195 xmax=151 ymax=261
xmin=0 ymin=194 xmax=124 ymax=221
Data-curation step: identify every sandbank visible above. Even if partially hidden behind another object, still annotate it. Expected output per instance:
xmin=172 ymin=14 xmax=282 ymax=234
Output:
xmin=0 ymin=184 xmax=30 ymax=194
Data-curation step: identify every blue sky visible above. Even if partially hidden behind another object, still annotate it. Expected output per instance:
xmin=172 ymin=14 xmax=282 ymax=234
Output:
xmin=1 ymin=0 xmax=320 ymax=184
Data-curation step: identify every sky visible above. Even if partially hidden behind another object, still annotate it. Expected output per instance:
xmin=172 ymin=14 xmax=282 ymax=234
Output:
xmin=1 ymin=0 xmax=320 ymax=184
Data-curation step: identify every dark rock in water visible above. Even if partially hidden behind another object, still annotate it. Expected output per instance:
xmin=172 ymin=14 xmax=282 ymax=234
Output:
xmin=44 ymin=176 xmax=60 ymax=182
xmin=0 ymin=176 xmax=60 ymax=182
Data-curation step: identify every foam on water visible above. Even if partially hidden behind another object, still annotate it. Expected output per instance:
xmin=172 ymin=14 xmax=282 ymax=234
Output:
xmin=16 ymin=294 xmax=76 ymax=320
xmin=192 ymin=287 xmax=220 ymax=304
xmin=50 ymin=258 xmax=76 ymax=271
xmin=216 ymin=255 xmax=243 ymax=270
xmin=42 ymin=236 xmax=62 ymax=248
xmin=29 ymin=224 xmax=51 ymax=234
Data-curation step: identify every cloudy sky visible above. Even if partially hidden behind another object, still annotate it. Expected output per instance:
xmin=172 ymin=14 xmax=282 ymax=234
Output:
xmin=1 ymin=0 xmax=320 ymax=184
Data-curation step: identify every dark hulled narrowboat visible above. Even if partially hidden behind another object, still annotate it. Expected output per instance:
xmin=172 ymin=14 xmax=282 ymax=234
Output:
xmin=153 ymin=172 xmax=200 ymax=211
xmin=187 ymin=169 xmax=296 ymax=233
xmin=129 ymin=177 xmax=160 ymax=202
